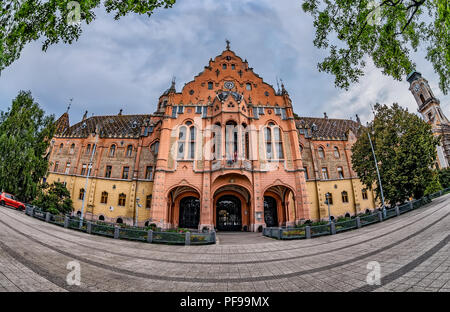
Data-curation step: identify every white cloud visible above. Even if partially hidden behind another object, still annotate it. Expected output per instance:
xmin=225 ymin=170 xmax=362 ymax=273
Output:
xmin=0 ymin=0 xmax=447 ymax=124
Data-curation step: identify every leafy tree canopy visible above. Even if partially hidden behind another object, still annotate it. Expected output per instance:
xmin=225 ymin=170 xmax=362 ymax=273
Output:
xmin=0 ymin=0 xmax=176 ymax=73
xmin=32 ymin=182 xmax=73 ymax=215
xmin=0 ymin=90 xmax=56 ymax=202
xmin=302 ymin=0 xmax=450 ymax=94
xmin=351 ymin=103 xmax=441 ymax=205
xmin=438 ymin=167 xmax=450 ymax=187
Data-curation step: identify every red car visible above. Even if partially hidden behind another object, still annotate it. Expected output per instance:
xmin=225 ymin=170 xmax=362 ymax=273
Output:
xmin=0 ymin=192 xmax=25 ymax=210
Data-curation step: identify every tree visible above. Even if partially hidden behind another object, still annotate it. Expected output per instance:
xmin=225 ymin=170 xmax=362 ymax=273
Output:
xmin=32 ymin=182 xmax=73 ymax=215
xmin=0 ymin=90 xmax=56 ymax=202
xmin=438 ymin=167 xmax=450 ymax=187
xmin=0 ymin=0 xmax=176 ymax=73
xmin=351 ymin=103 xmax=441 ymax=205
xmin=302 ymin=0 xmax=450 ymax=94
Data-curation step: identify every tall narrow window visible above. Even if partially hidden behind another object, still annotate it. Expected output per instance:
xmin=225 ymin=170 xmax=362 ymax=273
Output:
xmin=337 ymin=167 xmax=344 ymax=179
xmin=273 ymin=127 xmax=284 ymax=159
xmin=100 ymin=192 xmax=108 ymax=204
xmin=65 ymin=162 xmax=71 ymax=174
xmin=122 ymin=167 xmax=129 ymax=179
xmin=151 ymin=141 xmax=159 ymax=155
xmin=189 ymin=126 xmax=196 ymax=159
xmin=59 ymin=143 xmax=64 ymax=153
xmin=362 ymin=189 xmax=368 ymax=200
xmin=54 ymin=161 xmax=59 ymax=172
xmin=145 ymin=166 xmax=153 ymax=180
xmin=146 ymin=195 xmax=152 ymax=208
xmin=109 ymin=144 xmax=116 ymax=157
xmin=118 ymin=193 xmax=126 ymax=206
xmin=265 ymin=126 xmax=272 ymax=160
xmin=246 ymin=83 xmax=252 ymax=91
xmin=70 ymin=143 xmax=75 ymax=154
xmin=334 ymin=147 xmax=340 ymax=158
xmin=105 ymin=166 xmax=112 ymax=178
xmin=318 ymin=147 xmax=325 ymax=159
xmin=126 ymin=145 xmax=133 ymax=157
xmin=79 ymin=188 xmax=85 ymax=200
xmin=86 ymin=144 xmax=91 ymax=155
xmin=342 ymin=191 xmax=349 ymax=203
xmin=178 ymin=126 xmax=187 ymax=159
xmin=208 ymin=82 xmax=213 ymax=90
xmin=303 ymin=167 xmax=309 ymax=180
xmin=321 ymin=167 xmax=329 ymax=180
xmin=420 ymin=94 xmax=425 ymax=104
xmin=225 ymin=121 xmax=237 ymax=161
xmin=81 ymin=164 xmax=87 ymax=176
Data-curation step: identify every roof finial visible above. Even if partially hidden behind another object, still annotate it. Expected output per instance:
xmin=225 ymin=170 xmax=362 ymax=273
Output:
xmin=118 ymin=109 xmax=123 ymax=115
xmin=226 ymin=39 xmax=230 ymax=50
xmin=82 ymin=110 xmax=88 ymax=121
xmin=67 ymin=98 xmax=72 ymax=113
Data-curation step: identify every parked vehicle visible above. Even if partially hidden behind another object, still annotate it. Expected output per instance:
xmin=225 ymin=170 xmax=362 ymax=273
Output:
xmin=0 ymin=192 xmax=25 ymax=210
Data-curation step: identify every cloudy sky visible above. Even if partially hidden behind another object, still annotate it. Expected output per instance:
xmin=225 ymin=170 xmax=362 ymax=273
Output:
xmin=0 ymin=0 xmax=448 ymax=125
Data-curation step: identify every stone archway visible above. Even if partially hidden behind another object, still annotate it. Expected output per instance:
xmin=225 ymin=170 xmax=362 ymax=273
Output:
xmin=213 ymin=184 xmax=251 ymax=232
xmin=263 ymin=185 xmax=296 ymax=227
xmin=167 ymin=186 xmax=201 ymax=229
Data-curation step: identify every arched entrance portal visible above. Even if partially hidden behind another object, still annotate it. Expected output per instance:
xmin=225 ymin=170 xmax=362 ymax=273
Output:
xmin=179 ymin=196 xmax=200 ymax=229
xmin=264 ymin=196 xmax=278 ymax=227
xmin=216 ymin=195 xmax=242 ymax=231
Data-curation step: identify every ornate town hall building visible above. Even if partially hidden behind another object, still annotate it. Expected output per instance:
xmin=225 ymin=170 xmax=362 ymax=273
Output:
xmin=47 ymin=45 xmax=377 ymax=231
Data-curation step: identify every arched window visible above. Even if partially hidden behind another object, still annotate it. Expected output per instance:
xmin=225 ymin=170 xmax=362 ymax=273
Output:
xmin=59 ymin=143 xmax=63 ymax=153
xmin=98 ymin=215 xmax=105 ymax=221
xmin=79 ymin=188 xmax=85 ymax=200
xmin=265 ymin=123 xmax=283 ymax=160
xmin=212 ymin=123 xmax=222 ymax=160
xmin=341 ymin=191 xmax=349 ymax=203
xmin=337 ymin=167 xmax=344 ymax=179
xmin=318 ymin=147 xmax=325 ymax=159
xmin=299 ymin=144 xmax=303 ymax=153
xmin=86 ymin=144 xmax=91 ymax=155
xmin=362 ymin=189 xmax=368 ymax=200
xmin=334 ymin=147 xmax=340 ymax=158
xmin=273 ymin=126 xmax=284 ymax=159
xmin=188 ymin=126 xmax=196 ymax=159
xmin=246 ymin=83 xmax=252 ymax=91
xmin=420 ymin=94 xmax=425 ymax=104
xmin=178 ymin=126 xmax=187 ymax=160
xmin=208 ymin=82 xmax=213 ymax=90
xmin=225 ymin=121 xmax=238 ymax=161
xmin=325 ymin=193 xmax=333 ymax=205
xmin=109 ymin=144 xmax=116 ymax=157
xmin=70 ymin=143 xmax=75 ymax=154
xmin=116 ymin=218 xmax=123 ymax=224
xmin=100 ymin=191 xmax=108 ymax=204
xmin=118 ymin=193 xmax=126 ymax=206
xmin=150 ymin=141 xmax=159 ymax=155
xmin=242 ymin=124 xmax=249 ymax=160
xmin=126 ymin=145 xmax=133 ymax=157
xmin=265 ymin=126 xmax=273 ymax=160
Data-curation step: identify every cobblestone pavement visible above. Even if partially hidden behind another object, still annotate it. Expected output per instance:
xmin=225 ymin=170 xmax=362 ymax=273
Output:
xmin=0 ymin=194 xmax=449 ymax=292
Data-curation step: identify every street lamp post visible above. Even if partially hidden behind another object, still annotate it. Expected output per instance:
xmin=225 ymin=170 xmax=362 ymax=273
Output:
xmin=367 ymin=131 xmax=386 ymax=217
xmin=135 ymin=197 xmax=141 ymax=227
xmin=325 ymin=192 xmax=332 ymax=224
xmin=79 ymin=126 xmax=100 ymax=228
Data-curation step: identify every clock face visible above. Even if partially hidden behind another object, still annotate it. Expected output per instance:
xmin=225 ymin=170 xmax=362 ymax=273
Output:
xmin=414 ymin=84 xmax=420 ymax=92
xmin=224 ymin=81 xmax=235 ymax=90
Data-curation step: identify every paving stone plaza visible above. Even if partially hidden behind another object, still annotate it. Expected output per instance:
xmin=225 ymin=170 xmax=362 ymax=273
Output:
xmin=0 ymin=194 xmax=449 ymax=292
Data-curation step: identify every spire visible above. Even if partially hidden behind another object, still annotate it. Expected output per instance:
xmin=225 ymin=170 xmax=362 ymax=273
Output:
xmin=82 ymin=110 xmax=88 ymax=121
xmin=67 ymin=98 xmax=72 ymax=113
xmin=280 ymin=78 xmax=288 ymax=95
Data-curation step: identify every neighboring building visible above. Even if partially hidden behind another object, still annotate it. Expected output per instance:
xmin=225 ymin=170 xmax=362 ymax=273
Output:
xmin=407 ymin=71 xmax=450 ymax=168
xmin=46 ymin=44 xmax=377 ymax=231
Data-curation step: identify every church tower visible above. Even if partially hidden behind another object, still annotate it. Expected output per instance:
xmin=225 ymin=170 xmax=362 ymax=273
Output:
xmin=407 ymin=71 xmax=450 ymax=168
